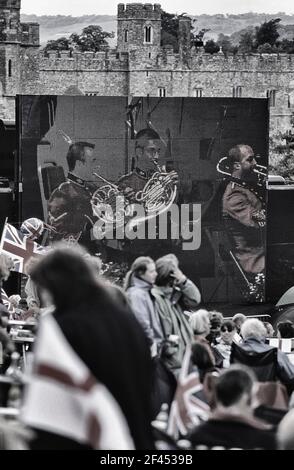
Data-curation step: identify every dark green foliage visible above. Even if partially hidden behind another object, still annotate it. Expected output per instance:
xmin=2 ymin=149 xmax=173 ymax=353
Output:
xmin=204 ymin=39 xmax=220 ymax=54
xmin=255 ymin=18 xmax=281 ymax=46
xmin=70 ymin=25 xmax=114 ymax=52
xmin=44 ymin=24 xmax=114 ymax=52
xmin=43 ymin=37 xmax=70 ymax=52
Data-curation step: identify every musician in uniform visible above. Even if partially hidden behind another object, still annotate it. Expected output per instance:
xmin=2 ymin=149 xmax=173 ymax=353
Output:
xmin=48 ymin=142 xmax=97 ymax=245
xmin=117 ymin=127 xmax=168 ymax=196
xmin=221 ymin=144 xmax=266 ymax=284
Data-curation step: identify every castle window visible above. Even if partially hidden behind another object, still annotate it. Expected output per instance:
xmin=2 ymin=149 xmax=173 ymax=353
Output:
xmin=158 ymin=87 xmax=166 ymax=97
xmin=194 ymin=88 xmax=203 ymax=98
xmin=288 ymin=94 xmax=291 ymax=108
xmin=8 ymin=60 xmax=12 ymax=78
xmin=149 ymin=52 xmax=151 ymax=58
xmin=144 ymin=25 xmax=153 ymax=44
xmin=267 ymin=89 xmax=276 ymax=107
xmin=233 ymin=86 xmax=242 ymax=98
xmin=124 ymin=30 xmax=128 ymax=42
xmin=85 ymin=92 xmax=99 ymax=96
xmin=146 ymin=71 xmax=149 ymax=77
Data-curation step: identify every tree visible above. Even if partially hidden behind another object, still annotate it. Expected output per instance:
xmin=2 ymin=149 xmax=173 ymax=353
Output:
xmin=238 ymin=31 xmax=255 ymax=53
xmin=204 ymin=39 xmax=220 ymax=54
xmin=277 ymin=38 xmax=294 ymax=53
xmin=161 ymin=11 xmax=179 ymax=40
xmin=217 ymin=34 xmax=235 ymax=54
xmin=257 ymin=42 xmax=274 ymax=53
xmin=43 ymin=37 xmax=70 ymax=53
xmin=255 ymin=18 xmax=281 ymax=47
xmin=44 ymin=25 xmax=114 ymax=53
xmin=70 ymin=25 xmax=114 ymax=52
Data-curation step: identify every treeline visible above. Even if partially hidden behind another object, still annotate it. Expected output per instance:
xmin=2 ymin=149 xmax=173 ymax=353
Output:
xmin=203 ymin=19 xmax=294 ymax=54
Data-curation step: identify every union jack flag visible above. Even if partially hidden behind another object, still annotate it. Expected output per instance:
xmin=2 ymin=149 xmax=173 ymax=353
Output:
xmin=0 ymin=288 xmax=15 ymax=314
xmin=167 ymin=347 xmax=210 ymax=440
xmin=0 ymin=223 xmax=47 ymax=274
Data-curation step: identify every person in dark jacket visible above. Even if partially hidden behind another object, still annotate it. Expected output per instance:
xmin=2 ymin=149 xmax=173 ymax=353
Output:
xmin=27 ymin=244 xmax=155 ymax=450
xmin=189 ymin=366 xmax=277 ymax=450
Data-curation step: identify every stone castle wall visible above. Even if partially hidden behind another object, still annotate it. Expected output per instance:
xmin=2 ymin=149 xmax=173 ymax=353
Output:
xmin=0 ymin=1 xmax=294 ymax=134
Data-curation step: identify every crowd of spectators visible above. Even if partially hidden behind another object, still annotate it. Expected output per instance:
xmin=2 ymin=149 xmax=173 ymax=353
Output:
xmin=2 ymin=247 xmax=294 ymax=450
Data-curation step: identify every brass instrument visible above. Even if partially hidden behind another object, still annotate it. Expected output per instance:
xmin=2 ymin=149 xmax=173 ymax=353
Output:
xmin=217 ymin=156 xmax=267 ymax=186
xmin=91 ymin=168 xmax=177 ymax=228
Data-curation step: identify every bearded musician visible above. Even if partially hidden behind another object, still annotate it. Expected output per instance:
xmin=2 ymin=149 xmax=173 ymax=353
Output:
xmin=220 ymin=145 xmax=266 ymax=297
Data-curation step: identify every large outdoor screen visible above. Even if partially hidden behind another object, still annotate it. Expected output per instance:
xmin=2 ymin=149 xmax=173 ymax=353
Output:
xmin=18 ymin=96 xmax=269 ymax=304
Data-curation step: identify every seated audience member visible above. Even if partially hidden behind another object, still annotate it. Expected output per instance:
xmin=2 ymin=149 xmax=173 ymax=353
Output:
xmin=232 ymin=313 xmax=246 ymax=333
xmin=277 ymin=409 xmax=294 ymax=450
xmin=189 ymin=366 xmax=277 ymax=450
xmin=189 ymin=309 xmax=211 ymax=342
xmin=23 ymin=244 xmax=155 ymax=450
xmin=206 ymin=311 xmax=224 ymax=345
xmin=191 ymin=341 xmax=219 ymax=408
xmin=277 ymin=321 xmax=294 ymax=339
xmin=189 ymin=310 xmax=223 ymax=368
xmin=239 ymin=319 xmax=294 ymax=392
xmin=214 ymin=320 xmax=237 ymax=368
xmin=264 ymin=322 xmax=275 ymax=338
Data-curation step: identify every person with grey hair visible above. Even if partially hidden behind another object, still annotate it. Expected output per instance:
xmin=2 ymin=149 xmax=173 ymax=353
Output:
xmin=238 ymin=319 xmax=294 ymax=393
xmin=277 ymin=409 xmax=294 ymax=450
xmin=232 ymin=313 xmax=246 ymax=333
xmin=189 ymin=309 xmax=211 ymax=340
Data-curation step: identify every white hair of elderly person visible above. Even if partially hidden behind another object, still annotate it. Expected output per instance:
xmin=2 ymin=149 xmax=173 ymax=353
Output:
xmin=189 ymin=309 xmax=211 ymax=340
xmin=240 ymin=318 xmax=267 ymax=341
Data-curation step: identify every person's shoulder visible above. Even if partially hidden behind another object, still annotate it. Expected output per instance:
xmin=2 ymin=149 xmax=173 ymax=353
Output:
xmin=50 ymin=180 xmax=71 ymax=197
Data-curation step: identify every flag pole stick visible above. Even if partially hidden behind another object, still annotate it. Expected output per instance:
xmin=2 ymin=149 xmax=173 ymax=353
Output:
xmin=0 ymin=217 xmax=8 ymax=252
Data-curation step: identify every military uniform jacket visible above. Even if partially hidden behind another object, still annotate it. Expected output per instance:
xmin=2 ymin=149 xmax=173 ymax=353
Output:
xmin=48 ymin=174 xmax=94 ymax=242
xmin=222 ymin=181 xmax=265 ymax=274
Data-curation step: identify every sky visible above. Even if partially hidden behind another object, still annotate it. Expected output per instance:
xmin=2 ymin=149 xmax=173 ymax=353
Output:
xmin=21 ymin=0 xmax=294 ymax=16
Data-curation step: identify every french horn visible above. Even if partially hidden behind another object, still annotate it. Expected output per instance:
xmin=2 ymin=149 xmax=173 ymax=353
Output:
xmin=91 ymin=169 xmax=178 ymax=228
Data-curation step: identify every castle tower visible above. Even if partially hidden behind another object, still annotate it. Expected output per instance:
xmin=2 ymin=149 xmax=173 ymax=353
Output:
xmin=0 ymin=0 xmax=39 ymax=121
xmin=117 ymin=3 xmax=162 ymax=55
xmin=0 ymin=0 xmax=21 ymax=43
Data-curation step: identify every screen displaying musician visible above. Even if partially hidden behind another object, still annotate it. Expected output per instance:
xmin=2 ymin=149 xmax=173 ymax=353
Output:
xmin=47 ymin=141 xmax=97 ymax=245
xmin=221 ymin=144 xmax=266 ymax=300
xmin=117 ymin=128 xmax=168 ymax=196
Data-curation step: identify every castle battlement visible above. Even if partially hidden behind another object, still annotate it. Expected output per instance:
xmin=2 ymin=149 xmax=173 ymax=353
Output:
xmin=190 ymin=52 xmax=294 ymax=71
xmin=39 ymin=49 xmax=129 ymax=69
xmin=117 ymin=3 xmax=161 ymax=20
